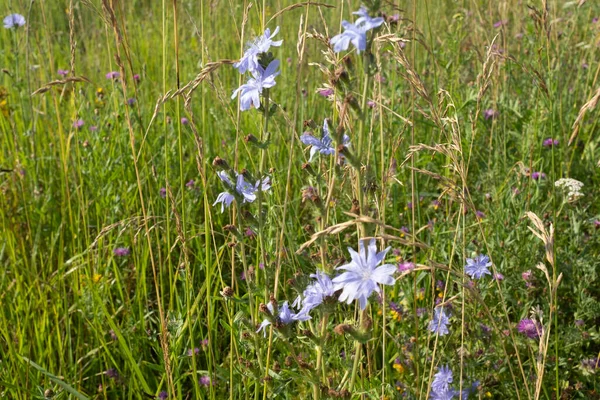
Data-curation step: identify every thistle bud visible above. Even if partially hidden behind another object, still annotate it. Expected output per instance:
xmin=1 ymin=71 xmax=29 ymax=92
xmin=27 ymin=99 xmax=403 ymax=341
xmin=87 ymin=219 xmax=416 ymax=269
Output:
xmin=212 ymin=156 xmax=229 ymax=169
xmin=221 ymin=286 xmax=234 ymax=298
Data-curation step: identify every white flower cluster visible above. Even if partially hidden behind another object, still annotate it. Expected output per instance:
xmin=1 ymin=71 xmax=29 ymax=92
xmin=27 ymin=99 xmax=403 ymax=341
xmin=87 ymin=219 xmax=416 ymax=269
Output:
xmin=554 ymin=178 xmax=584 ymax=202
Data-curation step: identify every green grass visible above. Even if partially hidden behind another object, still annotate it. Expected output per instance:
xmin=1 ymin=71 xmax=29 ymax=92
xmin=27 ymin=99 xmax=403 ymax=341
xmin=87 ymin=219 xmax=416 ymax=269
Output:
xmin=1 ymin=0 xmax=599 ymax=399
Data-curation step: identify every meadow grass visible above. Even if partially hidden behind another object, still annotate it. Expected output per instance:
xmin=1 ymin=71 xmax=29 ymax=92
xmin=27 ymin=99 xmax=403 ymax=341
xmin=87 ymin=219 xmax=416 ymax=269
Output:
xmin=1 ymin=0 xmax=599 ymax=399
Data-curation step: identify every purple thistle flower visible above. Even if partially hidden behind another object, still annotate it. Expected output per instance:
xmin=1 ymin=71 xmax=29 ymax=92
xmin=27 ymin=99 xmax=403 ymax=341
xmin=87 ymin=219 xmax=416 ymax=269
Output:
xmin=73 ymin=119 xmax=84 ymax=129
xmin=158 ymin=391 xmax=168 ymax=400
xmin=113 ymin=247 xmax=130 ymax=257
xmin=367 ymin=100 xmax=376 ymax=108
xmin=89 ymin=125 xmax=98 ymax=132
xmin=480 ymin=323 xmax=492 ymax=334
xmin=199 ymin=375 xmax=212 ymax=387
xmin=517 ymin=318 xmax=541 ymax=339
xmin=133 ymin=74 xmax=140 ymax=81
xmin=483 ymin=108 xmax=499 ymax=120
xmin=581 ymin=357 xmax=600 ymax=371
xmin=542 ymin=138 xmax=559 ymax=147
xmin=575 ymin=319 xmax=584 ymax=327
xmin=398 ymin=261 xmax=415 ymax=273
xmin=318 ymin=88 xmax=334 ymax=97
xmin=389 ymin=301 xmax=403 ymax=313
xmin=332 ymin=239 xmax=396 ymax=310
xmin=3 ymin=14 xmax=26 ymax=29
xmin=388 ymin=14 xmax=400 ymax=23
xmin=300 ymin=119 xmax=350 ymax=161
xmin=234 ymin=27 xmax=283 ymax=74
xmin=593 ymin=17 xmax=599 ymax=24
xmin=493 ymin=20 xmax=508 ymax=28
xmin=494 ymin=273 xmax=504 ymax=281
xmin=428 ymin=307 xmax=450 ymax=336
xmin=105 ymin=368 xmax=119 ymax=379
xmin=160 ymin=187 xmax=167 ymax=198
xmin=181 ymin=117 xmax=189 ymax=125
xmin=475 ymin=210 xmax=486 ymax=219
xmin=464 ymin=255 xmax=492 ymax=279
xmin=127 ymin=98 xmax=136 ymax=106
xmin=187 ymin=347 xmax=200 ymax=356
xmin=232 ymin=59 xmax=280 ymax=111
xmin=58 ymin=69 xmax=69 ymax=77
xmin=522 ymin=270 xmax=532 ymax=281
xmin=531 ymin=171 xmax=546 ymax=180
xmin=105 ymin=71 xmax=120 ymax=80
xmin=186 ymin=179 xmax=195 ymax=188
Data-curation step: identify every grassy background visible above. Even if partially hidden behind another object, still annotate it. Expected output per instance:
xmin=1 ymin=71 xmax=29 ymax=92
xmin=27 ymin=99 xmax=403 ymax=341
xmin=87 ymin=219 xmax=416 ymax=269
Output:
xmin=1 ymin=0 xmax=599 ymax=399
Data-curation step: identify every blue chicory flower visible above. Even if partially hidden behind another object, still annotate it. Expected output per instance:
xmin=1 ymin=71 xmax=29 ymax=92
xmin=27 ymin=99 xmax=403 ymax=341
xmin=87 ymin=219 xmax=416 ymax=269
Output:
xmin=331 ymin=21 xmax=368 ymax=53
xmin=432 ymin=365 xmax=453 ymax=393
xmin=213 ymin=171 xmax=271 ymax=212
xmin=332 ymin=239 xmax=396 ymax=310
xmin=234 ymin=26 xmax=283 ymax=74
xmin=231 ymin=59 xmax=280 ymax=111
xmin=464 ymin=254 xmax=492 ymax=280
xmin=352 ymin=6 xmax=385 ymax=30
xmin=300 ymin=119 xmax=350 ymax=161
xmin=3 ymin=14 xmax=26 ymax=29
xmin=330 ymin=8 xmax=384 ymax=53
xmin=430 ymin=386 xmax=458 ymax=400
xmin=256 ymin=301 xmax=310 ymax=337
xmin=294 ymin=270 xmax=336 ymax=316
xmin=428 ymin=307 xmax=450 ymax=336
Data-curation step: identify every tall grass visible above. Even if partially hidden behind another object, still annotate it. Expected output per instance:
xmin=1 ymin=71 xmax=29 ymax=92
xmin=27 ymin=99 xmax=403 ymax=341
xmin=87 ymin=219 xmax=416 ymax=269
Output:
xmin=1 ymin=0 xmax=599 ymax=399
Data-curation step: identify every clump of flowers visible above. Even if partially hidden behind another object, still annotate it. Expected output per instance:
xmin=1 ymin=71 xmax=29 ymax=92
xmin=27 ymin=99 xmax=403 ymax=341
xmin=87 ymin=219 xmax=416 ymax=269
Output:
xmin=555 ymin=178 xmax=584 ymax=202
xmin=232 ymin=27 xmax=282 ymax=111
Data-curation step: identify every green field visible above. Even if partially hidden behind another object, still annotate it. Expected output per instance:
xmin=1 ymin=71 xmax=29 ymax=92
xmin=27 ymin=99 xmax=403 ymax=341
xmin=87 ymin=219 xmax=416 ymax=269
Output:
xmin=1 ymin=0 xmax=599 ymax=399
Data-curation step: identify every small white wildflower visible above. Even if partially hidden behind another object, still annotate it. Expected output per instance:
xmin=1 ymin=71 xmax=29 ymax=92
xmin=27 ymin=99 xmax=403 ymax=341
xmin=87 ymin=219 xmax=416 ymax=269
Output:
xmin=554 ymin=178 xmax=584 ymax=202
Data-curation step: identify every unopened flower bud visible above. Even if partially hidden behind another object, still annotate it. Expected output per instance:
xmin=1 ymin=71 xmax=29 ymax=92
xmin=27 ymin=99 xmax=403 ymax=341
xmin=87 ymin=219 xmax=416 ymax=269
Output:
xmin=212 ymin=156 xmax=229 ymax=169
xmin=221 ymin=286 xmax=234 ymax=298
